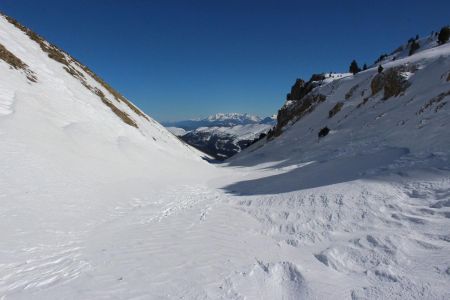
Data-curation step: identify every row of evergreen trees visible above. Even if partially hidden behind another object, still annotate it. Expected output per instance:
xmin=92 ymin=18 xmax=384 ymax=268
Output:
xmin=349 ymin=25 xmax=450 ymax=75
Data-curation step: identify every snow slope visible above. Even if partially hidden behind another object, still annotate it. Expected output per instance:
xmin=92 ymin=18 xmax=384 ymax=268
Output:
xmin=223 ymin=31 xmax=450 ymax=299
xmin=166 ymin=126 xmax=187 ymax=136
xmin=1 ymin=13 xmax=450 ymax=300
xmin=0 ymin=13 xmax=222 ymax=298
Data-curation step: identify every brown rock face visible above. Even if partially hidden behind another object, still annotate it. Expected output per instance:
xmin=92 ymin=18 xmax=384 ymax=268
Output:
xmin=287 ymin=73 xmax=325 ymax=101
xmin=272 ymin=93 xmax=326 ymax=137
xmin=329 ymin=102 xmax=344 ymax=118
xmin=269 ymin=73 xmax=328 ymax=138
xmin=370 ymin=66 xmax=413 ymax=100
xmin=287 ymin=79 xmax=306 ymax=100
xmin=370 ymin=73 xmax=385 ymax=96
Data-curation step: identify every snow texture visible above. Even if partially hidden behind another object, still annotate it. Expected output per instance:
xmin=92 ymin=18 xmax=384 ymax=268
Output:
xmin=1 ymin=14 xmax=450 ymax=300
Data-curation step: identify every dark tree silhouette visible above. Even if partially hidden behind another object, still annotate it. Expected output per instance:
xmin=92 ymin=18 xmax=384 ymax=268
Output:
xmin=409 ymin=40 xmax=420 ymax=56
xmin=349 ymin=60 xmax=361 ymax=75
xmin=438 ymin=26 xmax=450 ymax=44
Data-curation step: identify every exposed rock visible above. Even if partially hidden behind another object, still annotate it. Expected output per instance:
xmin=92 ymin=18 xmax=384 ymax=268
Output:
xmin=345 ymin=84 xmax=359 ymax=100
xmin=270 ymin=74 xmax=328 ymax=138
xmin=417 ymin=90 xmax=450 ymax=114
xmin=287 ymin=79 xmax=306 ymax=100
xmin=272 ymin=93 xmax=326 ymax=137
xmin=370 ymin=65 xmax=414 ymax=100
xmin=356 ymin=97 xmax=369 ymax=108
xmin=329 ymin=102 xmax=344 ymax=118
xmin=318 ymin=127 xmax=330 ymax=138
xmin=370 ymin=72 xmax=385 ymax=96
xmin=383 ymin=69 xmax=410 ymax=99
xmin=287 ymin=73 xmax=325 ymax=101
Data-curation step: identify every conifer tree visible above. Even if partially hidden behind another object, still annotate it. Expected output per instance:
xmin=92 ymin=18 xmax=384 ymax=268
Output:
xmin=438 ymin=26 xmax=450 ymax=44
xmin=349 ymin=60 xmax=361 ymax=75
xmin=378 ymin=65 xmax=384 ymax=74
xmin=409 ymin=40 xmax=420 ymax=56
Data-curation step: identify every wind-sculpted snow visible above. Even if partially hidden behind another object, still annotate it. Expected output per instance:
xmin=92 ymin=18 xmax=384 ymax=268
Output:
xmin=218 ymin=261 xmax=314 ymax=299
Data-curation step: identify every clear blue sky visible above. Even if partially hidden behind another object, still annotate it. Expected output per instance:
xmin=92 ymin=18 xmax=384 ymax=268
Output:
xmin=1 ymin=0 xmax=449 ymax=121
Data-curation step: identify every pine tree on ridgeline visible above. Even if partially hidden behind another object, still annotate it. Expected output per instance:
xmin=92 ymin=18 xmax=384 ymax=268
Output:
xmin=438 ymin=26 xmax=450 ymax=44
xmin=349 ymin=60 xmax=361 ymax=75
xmin=378 ymin=65 xmax=384 ymax=74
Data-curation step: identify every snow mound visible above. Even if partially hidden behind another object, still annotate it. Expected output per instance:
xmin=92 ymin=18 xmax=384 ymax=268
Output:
xmin=220 ymin=261 xmax=313 ymax=300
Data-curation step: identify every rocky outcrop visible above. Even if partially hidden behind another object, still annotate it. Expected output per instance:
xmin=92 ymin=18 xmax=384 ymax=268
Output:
xmin=417 ymin=90 xmax=450 ymax=114
xmin=370 ymin=65 xmax=415 ymax=100
xmin=345 ymin=84 xmax=359 ymax=100
xmin=270 ymin=74 xmax=327 ymax=138
xmin=286 ymin=74 xmax=325 ymax=101
xmin=328 ymin=102 xmax=344 ymax=118
xmin=272 ymin=92 xmax=326 ymax=137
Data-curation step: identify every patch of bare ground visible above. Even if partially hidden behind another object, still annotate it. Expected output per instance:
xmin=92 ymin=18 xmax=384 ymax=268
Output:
xmin=0 ymin=42 xmax=37 ymax=82
xmin=417 ymin=90 xmax=450 ymax=114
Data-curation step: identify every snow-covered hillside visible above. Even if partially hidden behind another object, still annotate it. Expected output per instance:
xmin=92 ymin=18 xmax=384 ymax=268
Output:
xmin=0 ymin=13 xmax=220 ymax=298
xmin=224 ymin=30 xmax=450 ymax=299
xmin=1 ymin=12 xmax=449 ymax=300
xmin=233 ymin=34 xmax=450 ymax=165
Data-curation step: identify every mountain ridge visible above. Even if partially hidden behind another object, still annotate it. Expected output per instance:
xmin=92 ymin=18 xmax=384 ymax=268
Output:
xmin=163 ymin=112 xmax=276 ymax=131
xmin=231 ymin=28 xmax=450 ymax=166
xmin=164 ymin=112 xmax=276 ymax=159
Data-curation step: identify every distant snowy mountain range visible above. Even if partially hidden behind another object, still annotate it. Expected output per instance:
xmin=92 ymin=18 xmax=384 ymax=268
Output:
xmin=163 ymin=113 xmax=275 ymax=131
xmin=163 ymin=113 xmax=276 ymax=159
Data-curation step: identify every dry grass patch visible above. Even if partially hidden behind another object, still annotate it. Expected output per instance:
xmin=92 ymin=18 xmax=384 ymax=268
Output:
xmin=417 ymin=90 xmax=450 ymax=114
xmin=328 ymin=102 xmax=344 ymax=118
xmin=4 ymin=13 xmax=146 ymax=127
xmin=345 ymin=84 xmax=359 ymax=100
xmin=93 ymin=88 xmax=138 ymax=128
xmin=0 ymin=42 xmax=37 ymax=82
xmin=356 ymin=97 xmax=369 ymax=108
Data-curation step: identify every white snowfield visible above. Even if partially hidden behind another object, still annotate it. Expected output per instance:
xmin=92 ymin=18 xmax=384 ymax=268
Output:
xmin=166 ymin=126 xmax=187 ymax=137
xmin=0 ymin=14 xmax=450 ymax=300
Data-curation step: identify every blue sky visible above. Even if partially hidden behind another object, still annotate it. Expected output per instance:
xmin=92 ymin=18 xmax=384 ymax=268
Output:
xmin=1 ymin=0 xmax=449 ymax=121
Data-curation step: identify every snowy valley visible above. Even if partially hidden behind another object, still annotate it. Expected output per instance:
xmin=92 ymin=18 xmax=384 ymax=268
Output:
xmin=0 ymin=11 xmax=450 ymax=300
xmin=164 ymin=113 xmax=276 ymax=159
